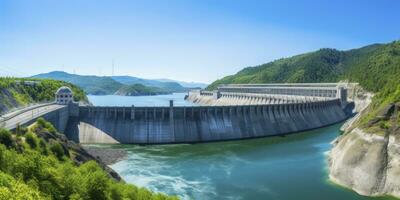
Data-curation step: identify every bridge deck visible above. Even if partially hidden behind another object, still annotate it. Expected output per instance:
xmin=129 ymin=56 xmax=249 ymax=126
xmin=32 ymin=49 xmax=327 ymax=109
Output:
xmin=1 ymin=104 xmax=65 ymax=130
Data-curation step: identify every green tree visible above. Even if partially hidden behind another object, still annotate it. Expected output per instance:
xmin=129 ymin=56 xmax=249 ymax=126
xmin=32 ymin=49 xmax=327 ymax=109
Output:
xmin=50 ymin=142 xmax=64 ymax=160
xmin=25 ymin=132 xmax=38 ymax=149
xmin=0 ymin=129 xmax=14 ymax=148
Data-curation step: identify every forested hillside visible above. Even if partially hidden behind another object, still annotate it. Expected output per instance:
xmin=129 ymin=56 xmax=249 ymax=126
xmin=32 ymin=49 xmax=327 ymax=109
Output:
xmin=207 ymin=43 xmax=388 ymax=89
xmin=0 ymin=78 xmax=88 ymax=114
xmin=207 ymin=41 xmax=400 ymax=129
xmin=111 ymin=76 xmax=187 ymax=91
xmin=114 ymin=84 xmax=170 ymax=96
xmin=0 ymin=118 xmax=177 ymax=199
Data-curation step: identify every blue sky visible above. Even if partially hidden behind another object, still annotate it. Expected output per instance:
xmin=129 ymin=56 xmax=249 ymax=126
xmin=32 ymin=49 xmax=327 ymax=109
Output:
xmin=0 ymin=0 xmax=399 ymax=83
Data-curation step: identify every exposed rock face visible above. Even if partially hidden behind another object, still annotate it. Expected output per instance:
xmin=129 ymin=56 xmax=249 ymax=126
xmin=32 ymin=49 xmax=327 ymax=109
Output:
xmin=340 ymin=84 xmax=373 ymax=132
xmin=0 ymin=88 xmax=20 ymax=114
xmin=329 ymin=103 xmax=400 ymax=198
xmin=329 ymin=128 xmax=400 ymax=197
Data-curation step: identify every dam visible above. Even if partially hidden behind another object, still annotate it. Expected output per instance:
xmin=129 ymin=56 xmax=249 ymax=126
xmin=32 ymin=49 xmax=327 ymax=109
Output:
xmin=1 ymin=83 xmax=354 ymax=144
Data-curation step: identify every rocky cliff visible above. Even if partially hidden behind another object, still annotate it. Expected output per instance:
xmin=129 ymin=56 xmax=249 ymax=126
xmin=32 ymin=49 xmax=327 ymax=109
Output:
xmin=329 ymin=103 xmax=400 ymax=198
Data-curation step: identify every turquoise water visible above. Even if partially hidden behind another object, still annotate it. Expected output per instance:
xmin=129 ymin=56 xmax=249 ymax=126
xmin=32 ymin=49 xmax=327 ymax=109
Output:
xmin=88 ymin=93 xmax=196 ymax=107
xmin=88 ymin=94 xmax=394 ymax=200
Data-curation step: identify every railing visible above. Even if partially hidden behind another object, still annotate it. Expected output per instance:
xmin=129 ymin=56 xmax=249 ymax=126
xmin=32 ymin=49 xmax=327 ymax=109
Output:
xmin=218 ymin=83 xmax=347 ymax=87
xmin=192 ymin=89 xmax=336 ymax=105
xmin=80 ymin=98 xmax=341 ymax=110
xmin=0 ymin=102 xmax=56 ymax=125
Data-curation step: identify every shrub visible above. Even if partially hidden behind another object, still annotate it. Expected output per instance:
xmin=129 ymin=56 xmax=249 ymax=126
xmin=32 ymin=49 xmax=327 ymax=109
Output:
xmin=379 ymin=120 xmax=391 ymax=130
xmin=0 ymin=119 xmax=177 ymax=200
xmin=0 ymin=129 xmax=14 ymax=148
xmin=14 ymin=124 xmax=28 ymax=136
xmin=46 ymin=123 xmax=57 ymax=135
xmin=85 ymin=170 xmax=110 ymax=200
xmin=50 ymin=142 xmax=64 ymax=160
xmin=39 ymin=139 xmax=48 ymax=155
xmin=25 ymin=132 xmax=38 ymax=149
xmin=0 ymin=172 xmax=43 ymax=199
xmin=36 ymin=118 xmax=47 ymax=129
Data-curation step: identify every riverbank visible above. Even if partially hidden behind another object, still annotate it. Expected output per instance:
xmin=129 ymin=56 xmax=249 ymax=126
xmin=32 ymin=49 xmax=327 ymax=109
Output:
xmin=83 ymin=145 xmax=128 ymax=165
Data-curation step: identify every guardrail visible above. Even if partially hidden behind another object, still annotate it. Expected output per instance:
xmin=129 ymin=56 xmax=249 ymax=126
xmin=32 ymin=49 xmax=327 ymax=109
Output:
xmin=0 ymin=102 xmax=56 ymax=124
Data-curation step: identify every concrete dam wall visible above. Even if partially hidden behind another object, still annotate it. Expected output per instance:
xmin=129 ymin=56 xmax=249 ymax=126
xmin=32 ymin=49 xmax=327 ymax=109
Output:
xmin=41 ymin=106 xmax=70 ymax=133
xmin=65 ymin=99 xmax=347 ymax=144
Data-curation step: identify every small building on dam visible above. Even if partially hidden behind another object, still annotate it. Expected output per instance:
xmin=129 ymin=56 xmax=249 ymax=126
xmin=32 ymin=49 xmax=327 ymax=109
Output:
xmin=55 ymin=86 xmax=74 ymax=105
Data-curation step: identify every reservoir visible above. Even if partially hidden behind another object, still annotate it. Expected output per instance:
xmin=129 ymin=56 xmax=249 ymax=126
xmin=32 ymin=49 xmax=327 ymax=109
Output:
xmin=88 ymin=94 xmax=393 ymax=200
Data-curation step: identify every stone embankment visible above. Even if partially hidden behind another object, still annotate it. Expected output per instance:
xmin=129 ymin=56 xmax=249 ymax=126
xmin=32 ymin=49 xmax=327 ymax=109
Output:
xmin=83 ymin=146 xmax=127 ymax=165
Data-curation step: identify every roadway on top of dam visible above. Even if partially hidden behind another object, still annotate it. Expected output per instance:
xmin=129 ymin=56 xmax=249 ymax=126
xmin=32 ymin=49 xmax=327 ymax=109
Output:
xmin=0 ymin=103 xmax=65 ymax=130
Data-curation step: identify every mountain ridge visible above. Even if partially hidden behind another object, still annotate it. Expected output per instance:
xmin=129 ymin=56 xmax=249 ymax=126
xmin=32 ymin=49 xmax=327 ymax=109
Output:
xmin=207 ymin=41 xmax=400 ymax=126
xmin=31 ymin=71 xmax=197 ymax=95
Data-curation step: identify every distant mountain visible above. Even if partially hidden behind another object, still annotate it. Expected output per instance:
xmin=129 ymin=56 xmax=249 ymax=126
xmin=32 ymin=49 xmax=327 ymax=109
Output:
xmin=154 ymin=79 xmax=207 ymax=88
xmin=32 ymin=71 xmax=123 ymax=95
xmin=114 ymin=84 xmax=170 ymax=96
xmin=31 ymin=71 xmax=192 ymax=95
xmin=110 ymin=76 xmax=187 ymax=92
xmin=110 ymin=76 xmax=160 ymax=86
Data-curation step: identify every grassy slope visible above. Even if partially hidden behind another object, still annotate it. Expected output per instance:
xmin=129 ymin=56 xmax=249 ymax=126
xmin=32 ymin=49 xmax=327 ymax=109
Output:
xmin=207 ymin=41 xmax=400 ymax=128
xmin=0 ymin=118 xmax=177 ymax=199
xmin=0 ymin=77 xmax=88 ymax=113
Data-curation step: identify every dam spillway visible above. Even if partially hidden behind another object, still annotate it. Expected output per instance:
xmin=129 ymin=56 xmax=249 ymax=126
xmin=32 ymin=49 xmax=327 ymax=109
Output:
xmin=64 ymin=83 xmax=353 ymax=144
xmin=65 ymin=100 xmax=347 ymax=144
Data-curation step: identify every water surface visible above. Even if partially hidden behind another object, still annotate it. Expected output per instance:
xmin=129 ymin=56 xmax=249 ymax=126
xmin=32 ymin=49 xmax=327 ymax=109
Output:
xmin=88 ymin=93 xmax=196 ymax=107
xmin=89 ymin=93 xmax=394 ymax=200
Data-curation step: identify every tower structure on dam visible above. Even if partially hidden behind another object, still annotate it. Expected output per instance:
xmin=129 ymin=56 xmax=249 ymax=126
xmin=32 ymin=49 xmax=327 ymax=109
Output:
xmin=55 ymin=86 xmax=74 ymax=105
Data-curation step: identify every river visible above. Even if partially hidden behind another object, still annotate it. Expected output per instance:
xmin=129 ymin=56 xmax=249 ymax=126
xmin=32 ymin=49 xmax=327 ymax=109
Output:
xmin=88 ymin=94 xmax=394 ymax=200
